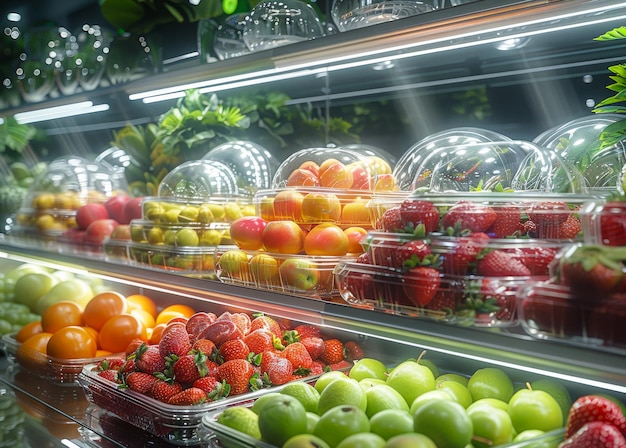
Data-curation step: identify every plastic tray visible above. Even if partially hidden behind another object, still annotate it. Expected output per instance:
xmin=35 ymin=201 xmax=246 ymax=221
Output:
xmin=215 ymin=248 xmax=351 ymax=300
xmin=127 ymin=241 xmax=226 ymax=277
xmin=141 ymin=196 xmax=255 ymax=225
xmin=130 ymin=219 xmax=231 ymax=246
xmin=1 ymin=332 xmax=119 ymax=384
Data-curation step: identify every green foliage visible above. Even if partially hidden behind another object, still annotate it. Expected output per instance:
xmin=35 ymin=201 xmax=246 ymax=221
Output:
xmin=592 ymin=26 xmax=626 ymax=149
xmin=0 ymin=118 xmax=36 ymax=157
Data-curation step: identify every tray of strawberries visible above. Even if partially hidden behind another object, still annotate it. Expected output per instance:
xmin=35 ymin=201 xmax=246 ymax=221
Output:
xmin=78 ymin=311 xmax=358 ymax=445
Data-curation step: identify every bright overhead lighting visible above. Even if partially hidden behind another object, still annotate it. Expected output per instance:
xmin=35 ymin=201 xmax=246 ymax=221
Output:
xmin=6 ymin=12 xmax=21 ymax=22
xmin=14 ymin=101 xmax=110 ymax=124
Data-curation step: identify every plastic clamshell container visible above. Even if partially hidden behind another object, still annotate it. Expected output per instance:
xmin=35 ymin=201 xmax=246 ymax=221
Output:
xmin=215 ymin=248 xmax=351 ymax=300
xmin=334 ymin=261 xmax=539 ymax=326
xmin=127 ymin=241 xmax=227 ymax=277
xmin=517 ymin=280 xmax=626 ymax=351
xmin=102 ymin=238 xmax=131 ymax=263
xmin=10 ymin=207 xmax=78 ymax=239
xmin=130 ymin=220 xmax=232 ymax=247
xmin=367 ymin=192 xmax=595 ymax=238
xmin=202 ymin=140 xmax=279 ymax=197
xmin=578 ymin=197 xmax=623 ymax=246
xmin=1 ymin=332 xmax=119 ymax=383
xmin=271 ymin=146 xmax=394 ymax=191
xmin=141 ymin=196 xmax=255 ymax=224
xmin=79 ymin=364 xmax=344 ymax=446
xmin=331 ymin=0 xmax=435 ymax=32
xmin=254 ymin=187 xmax=375 ymax=225
xmin=157 ymin=160 xmax=242 ymax=199
xmin=579 ymin=146 xmax=626 ymax=197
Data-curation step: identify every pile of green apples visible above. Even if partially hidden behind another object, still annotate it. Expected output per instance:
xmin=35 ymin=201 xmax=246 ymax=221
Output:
xmin=213 ymin=353 xmax=570 ymax=448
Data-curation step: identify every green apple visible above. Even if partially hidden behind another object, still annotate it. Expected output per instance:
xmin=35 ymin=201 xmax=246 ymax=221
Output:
xmin=369 ymin=409 xmax=414 ymax=440
xmin=413 ymin=400 xmax=473 ymax=448
xmin=349 ymin=358 xmax=388 ymax=382
xmin=279 ymin=258 xmax=320 ymax=291
xmin=336 ymin=432 xmax=385 ymax=448
xmin=530 ymin=379 xmax=572 ymax=419
xmin=281 ymin=382 xmax=320 ymax=413
xmin=251 ymin=392 xmax=283 ymax=414
xmin=306 ymin=412 xmax=320 ymax=433
xmin=467 ymin=403 xmax=514 ymax=448
xmin=409 ymin=390 xmax=455 ymax=415
xmin=315 ymin=371 xmax=350 ymax=394
xmin=35 ymin=279 xmax=94 ymax=314
xmin=365 ymin=384 xmax=409 ymax=417
xmin=386 ymin=359 xmax=436 ymax=405
xmin=436 ymin=373 xmax=469 ymax=387
xmin=419 ymin=359 xmax=439 ymax=378
xmin=313 ymin=405 xmax=370 ymax=448
xmin=283 ymin=434 xmax=330 ymax=448
xmin=258 ymin=395 xmax=308 ymax=446
xmin=249 ymin=253 xmax=280 ymax=285
xmin=13 ymin=272 xmax=59 ymax=312
xmin=3 ymin=263 xmax=50 ymax=296
xmin=467 ymin=368 xmax=514 ymax=403
xmin=218 ymin=249 xmax=250 ymax=278
xmin=512 ymin=429 xmax=560 ymax=448
xmin=436 ymin=380 xmax=472 ymax=408
xmin=359 ymin=378 xmax=387 ymax=391
xmin=467 ymin=398 xmax=509 ymax=413
xmin=217 ymin=406 xmax=261 ymax=440
xmin=507 ymin=387 xmax=563 ymax=433
xmin=318 ymin=377 xmax=367 ymax=415
xmin=384 ymin=433 xmax=437 ymax=448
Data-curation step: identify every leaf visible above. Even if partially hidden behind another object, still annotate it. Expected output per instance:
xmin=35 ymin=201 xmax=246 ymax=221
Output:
xmin=595 ymin=26 xmax=626 ymax=41
xmin=598 ymin=120 xmax=626 ymax=149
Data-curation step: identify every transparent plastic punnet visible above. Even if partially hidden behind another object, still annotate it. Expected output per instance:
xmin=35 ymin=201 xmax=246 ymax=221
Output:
xmin=393 ymin=127 xmax=512 ymax=191
xmin=157 ymin=160 xmax=241 ymax=199
xmin=331 ymin=0 xmax=436 ymax=32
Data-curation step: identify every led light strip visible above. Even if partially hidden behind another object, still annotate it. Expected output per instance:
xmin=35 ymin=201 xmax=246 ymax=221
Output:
xmin=13 ymin=101 xmax=110 ymax=124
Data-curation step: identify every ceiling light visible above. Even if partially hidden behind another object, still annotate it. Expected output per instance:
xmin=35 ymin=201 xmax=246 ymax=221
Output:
xmin=14 ymin=101 xmax=110 ymax=124
xmin=6 ymin=12 xmax=21 ymax=22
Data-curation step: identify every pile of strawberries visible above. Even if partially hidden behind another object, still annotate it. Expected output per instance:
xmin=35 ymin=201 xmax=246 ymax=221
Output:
xmin=560 ymin=395 xmax=626 ymax=447
xmin=92 ymin=311 xmax=361 ymax=406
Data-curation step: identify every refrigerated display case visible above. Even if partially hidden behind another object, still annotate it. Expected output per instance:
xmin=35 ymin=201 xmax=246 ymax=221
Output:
xmin=1 ymin=0 xmax=626 ymax=446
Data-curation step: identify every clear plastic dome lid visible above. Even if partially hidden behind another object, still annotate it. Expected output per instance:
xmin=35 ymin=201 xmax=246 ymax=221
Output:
xmin=157 ymin=160 xmax=240 ymax=199
xmin=413 ymin=140 xmax=586 ymax=193
xmin=331 ymin=0 xmax=435 ymax=33
xmin=27 ymin=156 xmax=124 ymax=202
xmin=393 ymin=127 xmax=512 ymax=191
xmin=533 ymin=114 xmax=625 ymax=166
xmin=202 ymin=141 xmax=278 ymax=196
xmin=272 ymin=146 xmax=385 ymax=190
xmin=580 ymin=146 xmax=626 ymax=196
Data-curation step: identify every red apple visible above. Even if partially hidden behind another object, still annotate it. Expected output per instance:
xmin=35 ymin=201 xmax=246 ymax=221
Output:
xmin=76 ymin=203 xmax=109 ymax=230
xmin=230 ymin=216 xmax=267 ymax=250
xmin=104 ymin=194 xmax=131 ymax=224
xmin=84 ymin=219 xmax=120 ymax=245
xmin=262 ymin=220 xmax=305 ymax=254
xmin=59 ymin=228 xmax=86 ymax=244
xmin=279 ymin=257 xmax=320 ymax=291
xmin=123 ymin=197 xmax=144 ymax=224
xmin=273 ymin=190 xmax=304 ymax=221
xmin=304 ymin=223 xmax=349 ymax=256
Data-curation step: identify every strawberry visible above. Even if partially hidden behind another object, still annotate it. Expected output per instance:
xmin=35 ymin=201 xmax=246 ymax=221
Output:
xmin=309 ymin=360 xmax=326 ymax=376
xmin=96 ymin=357 xmax=125 ymax=372
xmin=559 ymin=215 xmax=582 ymax=239
xmin=320 ymin=339 xmax=344 ymax=364
xmin=125 ymin=371 xmax=158 ymax=394
xmin=442 ymin=232 xmax=490 ymax=275
xmin=300 ymin=336 xmax=325 ymax=360
xmin=510 ymin=246 xmax=556 ymax=276
xmin=283 ymin=342 xmax=313 ymax=369
xmin=558 ymin=246 xmax=625 ymax=296
xmin=259 ymin=349 xmax=282 ymax=373
xmin=565 ymin=395 xmax=626 ymax=439
xmin=489 ymin=206 xmax=522 ymax=238
xmin=520 ymin=220 xmax=537 ymax=236
xmin=98 ymin=369 xmax=119 ymax=383
xmin=192 ymin=338 xmax=216 ymax=357
xmin=193 ymin=377 xmax=230 ymax=400
xmin=561 ymin=421 xmax=626 ymax=448
xmin=250 ymin=314 xmax=282 ymax=339
xmin=528 ymin=201 xmax=571 ymax=238
xmin=344 ymin=341 xmax=364 ymax=360
xmin=600 ymin=200 xmax=626 ymax=246
xmin=185 ymin=312 xmax=217 ymax=341
xmin=355 ymin=252 xmax=370 ymax=264
xmin=392 ymin=240 xmax=432 ymax=269
xmin=151 ymin=379 xmax=183 ymax=403
xmin=124 ymin=338 xmax=145 ymax=358
xmin=399 ymin=199 xmax=440 ymax=233
xmin=442 ymin=201 xmax=497 ymax=233
xmin=244 ymin=328 xmax=278 ymax=354
xmin=159 ymin=322 xmax=191 ymax=359
xmin=264 ymin=356 xmax=295 ymax=385
xmin=379 ymin=206 xmax=404 ymax=232
xmin=219 ymin=338 xmax=250 ymax=362
xmin=220 ymin=312 xmax=252 ymax=337
xmin=402 ymin=266 xmax=441 ymax=307
xmin=218 ymin=359 xmax=255 ymax=395
xmin=461 ymin=279 xmax=515 ymax=323
xmin=167 ymin=387 xmax=208 ymax=405
xmin=476 ymin=250 xmax=532 ymax=277
xmin=425 ymin=289 xmax=456 ymax=315
xmin=134 ymin=344 xmax=166 ymax=374
xmin=172 ymin=351 xmax=209 ymax=384
xmin=292 ymin=324 xmax=322 ymax=339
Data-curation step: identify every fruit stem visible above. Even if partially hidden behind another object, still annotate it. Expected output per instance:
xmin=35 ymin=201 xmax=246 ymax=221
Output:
xmin=416 ymin=350 xmax=427 ymax=364
xmin=526 ymin=381 xmax=532 ymax=391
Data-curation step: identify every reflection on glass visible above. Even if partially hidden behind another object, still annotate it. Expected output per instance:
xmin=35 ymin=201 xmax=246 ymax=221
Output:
xmin=331 ymin=0 xmax=435 ymax=32
xmin=213 ymin=13 xmax=251 ymax=60
xmin=76 ymin=24 xmax=111 ymax=91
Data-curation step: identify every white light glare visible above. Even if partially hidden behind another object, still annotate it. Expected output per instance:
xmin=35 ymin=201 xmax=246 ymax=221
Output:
xmin=6 ymin=12 xmax=21 ymax=22
xmin=14 ymin=101 xmax=110 ymax=124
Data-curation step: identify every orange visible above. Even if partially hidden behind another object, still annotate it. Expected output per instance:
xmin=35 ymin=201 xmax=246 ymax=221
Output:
xmin=126 ymin=294 xmax=158 ymax=319
xmin=98 ymin=314 xmax=147 ymax=353
xmin=46 ymin=326 xmax=97 ymax=360
xmin=41 ymin=301 xmax=84 ymax=334
xmin=82 ymin=291 xmax=128 ymax=331
xmin=16 ymin=332 xmax=53 ymax=370
xmin=15 ymin=321 xmax=43 ymax=343
xmin=130 ymin=308 xmax=156 ymax=329
xmin=155 ymin=304 xmax=196 ymax=326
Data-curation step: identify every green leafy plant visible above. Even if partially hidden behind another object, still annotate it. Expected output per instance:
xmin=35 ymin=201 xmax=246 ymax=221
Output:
xmin=0 ymin=117 xmax=36 ymax=161
xmin=592 ymin=26 xmax=626 ymax=149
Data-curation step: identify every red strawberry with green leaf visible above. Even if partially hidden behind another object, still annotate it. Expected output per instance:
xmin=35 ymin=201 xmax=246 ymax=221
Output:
xmin=244 ymin=328 xmax=278 ymax=354
xmin=528 ymin=201 xmax=570 ymax=238
xmin=217 ymin=359 xmax=255 ymax=395
xmin=442 ymin=232 xmax=490 ymax=275
xmin=565 ymin=395 xmax=626 ymax=439
xmin=476 ymin=249 xmax=532 ymax=277
xmin=561 ymin=421 xmax=626 ymax=447
xmin=442 ymin=201 xmax=497 ymax=233
xmin=399 ymin=199 xmax=440 ymax=233
xmin=460 ymin=278 xmax=515 ymax=323
xmin=125 ymin=371 xmax=158 ymax=394
xmin=599 ymin=199 xmax=626 ymax=246
xmin=320 ymin=339 xmax=344 ymax=364
xmin=159 ymin=322 xmax=191 ymax=359
xmin=489 ymin=206 xmax=522 ymax=238
xmin=379 ymin=206 xmax=403 ymax=232
xmin=151 ymin=379 xmax=183 ymax=403
xmin=135 ymin=343 xmax=165 ymax=374
xmin=559 ymin=215 xmax=582 ymax=239
xmin=509 ymin=246 xmax=556 ymax=276
xmin=392 ymin=239 xmax=432 ymax=269
xmin=250 ymin=314 xmax=283 ymax=339
xmin=219 ymin=338 xmax=250 ymax=362
xmin=300 ymin=336 xmax=325 ymax=360
xmin=343 ymin=341 xmax=364 ymax=360
xmin=167 ymin=387 xmax=208 ymax=405
xmin=172 ymin=351 xmax=209 ymax=383
xmin=425 ymin=289 xmax=457 ymax=316
xmin=292 ymin=324 xmax=322 ymax=339
xmin=98 ymin=369 xmax=119 ymax=383
xmin=282 ymin=342 xmax=313 ymax=369
xmin=558 ymin=246 xmax=625 ymax=296
xmin=193 ymin=377 xmax=231 ymax=400
xmin=402 ymin=266 xmax=441 ymax=308
xmin=264 ymin=356 xmax=295 ymax=385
